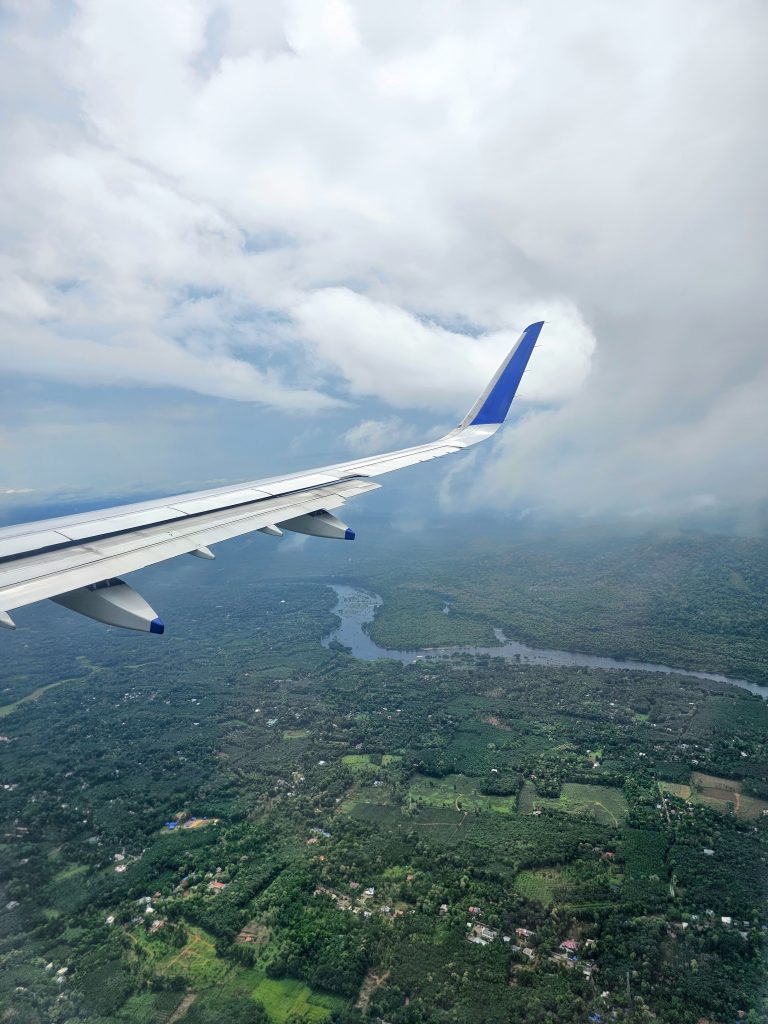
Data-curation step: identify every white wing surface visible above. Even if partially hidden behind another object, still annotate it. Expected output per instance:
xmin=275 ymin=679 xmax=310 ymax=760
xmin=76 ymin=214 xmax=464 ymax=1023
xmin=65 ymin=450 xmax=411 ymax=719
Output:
xmin=0 ymin=322 xmax=543 ymax=633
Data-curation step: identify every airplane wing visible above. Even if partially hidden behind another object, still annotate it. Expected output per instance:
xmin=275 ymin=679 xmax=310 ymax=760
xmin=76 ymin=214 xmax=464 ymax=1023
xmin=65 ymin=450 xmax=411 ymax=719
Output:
xmin=0 ymin=321 xmax=543 ymax=633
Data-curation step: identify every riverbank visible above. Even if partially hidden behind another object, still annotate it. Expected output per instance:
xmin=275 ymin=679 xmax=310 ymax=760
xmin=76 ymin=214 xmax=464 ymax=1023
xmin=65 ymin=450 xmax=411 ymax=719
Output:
xmin=323 ymin=584 xmax=767 ymax=698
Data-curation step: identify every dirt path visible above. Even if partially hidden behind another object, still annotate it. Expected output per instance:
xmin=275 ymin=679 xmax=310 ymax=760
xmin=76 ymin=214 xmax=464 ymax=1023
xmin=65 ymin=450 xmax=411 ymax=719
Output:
xmin=355 ymin=969 xmax=390 ymax=1011
xmin=167 ymin=991 xmax=196 ymax=1023
xmin=594 ymin=801 xmax=619 ymax=826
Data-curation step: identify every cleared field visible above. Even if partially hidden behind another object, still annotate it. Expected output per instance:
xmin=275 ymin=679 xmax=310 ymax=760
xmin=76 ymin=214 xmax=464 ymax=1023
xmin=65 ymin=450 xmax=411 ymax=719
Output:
xmin=283 ymin=729 xmax=310 ymax=740
xmin=157 ymin=928 xmax=342 ymax=1022
xmin=515 ymin=868 xmax=559 ymax=905
xmin=520 ymin=783 xmax=628 ymax=826
xmin=350 ymin=802 xmax=403 ymax=827
xmin=253 ymin=977 xmax=344 ymax=1023
xmin=661 ymin=772 xmax=768 ymax=820
xmin=660 ymin=782 xmax=692 ymax=800
xmin=342 ymin=753 xmax=402 ymax=770
xmin=161 ymin=929 xmax=228 ymax=988
xmin=0 ymin=681 xmax=62 ymax=718
xmin=342 ymin=753 xmax=376 ymax=770
xmin=517 ymin=780 xmax=537 ymax=814
xmin=406 ymin=773 xmax=517 ymax=814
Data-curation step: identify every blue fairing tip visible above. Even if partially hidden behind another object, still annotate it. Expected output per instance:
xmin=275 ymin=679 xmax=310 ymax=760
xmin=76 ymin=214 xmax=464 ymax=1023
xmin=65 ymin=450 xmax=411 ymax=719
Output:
xmin=469 ymin=320 xmax=544 ymax=426
xmin=149 ymin=617 xmax=165 ymax=635
xmin=344 ymin=528 xmax=356 ymax=541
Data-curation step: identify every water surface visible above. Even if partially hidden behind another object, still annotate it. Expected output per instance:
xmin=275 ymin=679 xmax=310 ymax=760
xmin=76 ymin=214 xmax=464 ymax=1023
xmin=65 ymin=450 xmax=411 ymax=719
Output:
xmin=323 ymin=584 xmax=766 ymax=698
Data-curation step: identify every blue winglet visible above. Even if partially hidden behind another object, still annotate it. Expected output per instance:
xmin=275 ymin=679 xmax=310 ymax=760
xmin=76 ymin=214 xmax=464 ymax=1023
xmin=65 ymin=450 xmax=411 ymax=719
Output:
xmin=465 ymin=321 xmax=544 ymax=426
xmin=149 ymin=617 xmax=165 ymax=635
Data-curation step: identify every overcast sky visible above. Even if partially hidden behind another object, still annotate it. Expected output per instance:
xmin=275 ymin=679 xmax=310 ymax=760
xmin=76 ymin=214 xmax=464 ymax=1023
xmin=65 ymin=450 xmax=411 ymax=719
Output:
xmin=1 ymin=0 xmax=766 ymax=521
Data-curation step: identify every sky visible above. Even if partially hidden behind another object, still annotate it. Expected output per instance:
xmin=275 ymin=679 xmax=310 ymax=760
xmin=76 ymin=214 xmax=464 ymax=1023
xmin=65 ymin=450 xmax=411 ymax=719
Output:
xmin=1 ymin=0 xmax=766 ymax=523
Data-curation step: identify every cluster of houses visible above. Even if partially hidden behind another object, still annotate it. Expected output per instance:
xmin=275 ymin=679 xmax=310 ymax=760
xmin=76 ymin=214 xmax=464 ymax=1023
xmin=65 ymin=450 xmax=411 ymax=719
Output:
xmin=466 ymin=925 xmax=538 ymax=962
xmin=465 ymin=917 xmax=538 ymax=961
xmin=313 ymin=880 xmax=414 ymax=921
xmin=550 ymin=937 xmax=597 ymax=978
xmin=463 ymin=914 xmax=598 ymax=979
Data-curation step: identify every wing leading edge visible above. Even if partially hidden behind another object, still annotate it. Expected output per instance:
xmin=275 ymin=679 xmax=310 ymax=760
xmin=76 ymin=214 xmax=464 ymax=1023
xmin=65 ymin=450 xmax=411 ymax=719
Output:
xmin=0 ymin=321 xmax=543 ymax=633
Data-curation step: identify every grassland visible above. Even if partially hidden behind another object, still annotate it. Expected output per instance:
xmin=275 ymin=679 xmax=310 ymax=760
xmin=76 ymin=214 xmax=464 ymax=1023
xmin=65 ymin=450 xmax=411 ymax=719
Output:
xmin=253 ymin=978 xmax=344 ymax=1023
xmin=0 ymin=681 xmax=63 ymax=717
xmin=515 ymin=868 xmax=560 ymax=905
xmin=406 ymin=772 xmax=518 ymax=814
xmin=153 ymin=927 xmax=343 ymax=1023
xmin=519 ymin=783 xmax=629 ymax=826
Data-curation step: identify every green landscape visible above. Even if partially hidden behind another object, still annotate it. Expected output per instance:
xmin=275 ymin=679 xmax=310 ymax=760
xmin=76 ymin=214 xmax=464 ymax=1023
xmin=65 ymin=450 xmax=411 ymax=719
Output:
xmin=1 ymin=527 xmax=767 ymax=1023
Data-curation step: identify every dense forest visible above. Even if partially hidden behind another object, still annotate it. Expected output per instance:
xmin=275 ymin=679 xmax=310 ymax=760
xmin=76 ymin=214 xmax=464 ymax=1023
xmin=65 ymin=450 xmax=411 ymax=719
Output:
xmin=1 ymin=527 xmax=767 ymax=1023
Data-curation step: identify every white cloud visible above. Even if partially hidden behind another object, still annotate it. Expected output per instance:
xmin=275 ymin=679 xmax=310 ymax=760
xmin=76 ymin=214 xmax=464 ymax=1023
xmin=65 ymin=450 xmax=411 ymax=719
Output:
xmin=294 ymin=288 xmax=594 ymax=412
xmin=342 ymin=416 xmax=420 ymax=454
xmin=0 ymin=0 xmax=766 ymax=511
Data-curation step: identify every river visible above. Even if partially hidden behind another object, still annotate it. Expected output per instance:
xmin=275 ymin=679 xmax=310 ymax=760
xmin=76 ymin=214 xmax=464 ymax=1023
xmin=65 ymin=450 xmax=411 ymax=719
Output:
xmin=322 ymin=584 xmax=766 ymax=698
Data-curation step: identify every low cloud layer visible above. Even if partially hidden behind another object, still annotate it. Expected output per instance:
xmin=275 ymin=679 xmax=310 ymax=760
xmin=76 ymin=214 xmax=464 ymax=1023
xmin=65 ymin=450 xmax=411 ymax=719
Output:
xmin=1 ymin=1 xmax=766 ymax=515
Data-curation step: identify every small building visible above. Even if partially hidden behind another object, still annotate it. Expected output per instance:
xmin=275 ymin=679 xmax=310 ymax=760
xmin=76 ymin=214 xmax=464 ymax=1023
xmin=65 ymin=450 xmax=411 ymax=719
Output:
xmin=560 ymin=939 xmax=578 ymax=952
xmin=208 ymin=880 xmax=226 ymax=892
xmin=467 ymin=923 xmax=498 ymax=945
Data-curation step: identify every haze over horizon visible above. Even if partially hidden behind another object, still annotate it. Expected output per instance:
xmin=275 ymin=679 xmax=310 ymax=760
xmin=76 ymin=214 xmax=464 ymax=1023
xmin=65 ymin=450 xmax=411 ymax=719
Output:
xmin=1 ymin=1 xmax=766 ymax=522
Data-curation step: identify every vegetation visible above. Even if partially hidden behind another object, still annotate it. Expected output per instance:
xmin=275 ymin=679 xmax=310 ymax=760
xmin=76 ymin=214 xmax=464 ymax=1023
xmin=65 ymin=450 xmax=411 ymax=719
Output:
xmin=1 ymin=527 xmax=767 ymax=1023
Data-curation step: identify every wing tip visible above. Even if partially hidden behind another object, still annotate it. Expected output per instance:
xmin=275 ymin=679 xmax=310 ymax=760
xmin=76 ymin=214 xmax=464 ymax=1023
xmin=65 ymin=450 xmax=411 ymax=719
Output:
xmin=463 ymin=320 xmax=544 ymax=427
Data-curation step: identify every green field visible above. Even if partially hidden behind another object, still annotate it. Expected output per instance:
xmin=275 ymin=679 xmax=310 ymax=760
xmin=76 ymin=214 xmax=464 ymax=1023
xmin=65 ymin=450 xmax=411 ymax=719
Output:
xmin=518 ymin=780 xmax=537 ymax=813
xmin=342 ymin=752 xmax=403 ymax=771
xmin=522 ymin=783 xmax=628 ymax=826
xmin=406 ymin=772 xmax=517 ymax=814
xmin=253 ymin=977 xmax=344 ymax=1023
xmin=661 ymin=773 xmax=768 ymax=821
xmin=0 ymin=681 xmax=63 ymax=717
xmin=341 ymin=753 xmax=376 ymax=770
xmin=155 ymin=928 xmax=342 ymax=1022
xmin=515 ymin=868 xmax=560 ymax=905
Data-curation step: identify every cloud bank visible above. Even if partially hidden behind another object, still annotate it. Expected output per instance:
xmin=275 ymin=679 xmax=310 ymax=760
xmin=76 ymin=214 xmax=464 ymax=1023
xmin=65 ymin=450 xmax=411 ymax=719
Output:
xmin=1 ymin=0 xmax=766 ymax=515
